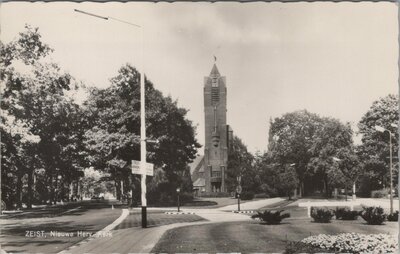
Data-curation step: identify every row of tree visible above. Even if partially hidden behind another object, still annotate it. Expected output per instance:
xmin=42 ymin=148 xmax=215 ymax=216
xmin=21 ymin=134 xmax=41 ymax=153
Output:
xmin=1 ymin=26 xmax=200 ymax=209
xmin=1 ymin=26 xmax=397 ymax=209
xmin=228 ymin=95 xmax=399 ymax=199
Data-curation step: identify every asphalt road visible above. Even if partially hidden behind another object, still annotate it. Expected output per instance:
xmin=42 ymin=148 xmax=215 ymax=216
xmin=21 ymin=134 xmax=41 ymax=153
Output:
xmin=0 ymin=200 xmax=123 ymax=253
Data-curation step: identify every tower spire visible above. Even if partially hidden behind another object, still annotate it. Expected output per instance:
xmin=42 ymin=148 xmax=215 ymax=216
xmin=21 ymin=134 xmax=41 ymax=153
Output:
xmin=210 ymin=63 xmax=220 ymax=77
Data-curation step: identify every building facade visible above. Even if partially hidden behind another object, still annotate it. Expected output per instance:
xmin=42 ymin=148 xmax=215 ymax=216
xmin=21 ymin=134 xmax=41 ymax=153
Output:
xmin=191 ymin=64 xmax=232 ymax=195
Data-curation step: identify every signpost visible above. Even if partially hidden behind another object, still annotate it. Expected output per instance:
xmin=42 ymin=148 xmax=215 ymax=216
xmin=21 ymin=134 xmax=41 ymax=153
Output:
xmin=132 ymin=159 xmax=154 ymax=228
xmin=131 ymin=160 xmax=154 ymax=176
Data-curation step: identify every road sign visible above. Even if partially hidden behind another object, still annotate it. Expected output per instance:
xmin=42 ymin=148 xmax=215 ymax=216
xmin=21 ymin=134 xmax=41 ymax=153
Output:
xmin=131 ymin=160 xmax=154 ymax=176
xmin=236 ymin=185 xmax=242 ymax=194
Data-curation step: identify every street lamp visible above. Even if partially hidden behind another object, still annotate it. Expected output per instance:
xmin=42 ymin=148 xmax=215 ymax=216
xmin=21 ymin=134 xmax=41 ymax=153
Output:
xmin=74 ymin=9 xmax=148 ymax=227
xmin=374 ymin=125 xmax=394 ymax=215
xmin=236 ymin=175 xmax=242 ymax=211
xmin=176 ymin=187 xmax=181 ymax=212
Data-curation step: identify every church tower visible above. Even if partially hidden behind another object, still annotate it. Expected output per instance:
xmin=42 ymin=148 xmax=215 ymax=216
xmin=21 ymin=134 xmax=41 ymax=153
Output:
xmin=203 ymin=64 xmax=228 ymax=193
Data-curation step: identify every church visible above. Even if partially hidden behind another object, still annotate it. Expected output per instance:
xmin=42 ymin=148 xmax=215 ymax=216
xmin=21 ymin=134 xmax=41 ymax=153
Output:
xmin=191 ymin=63 xmax=233 ymax=196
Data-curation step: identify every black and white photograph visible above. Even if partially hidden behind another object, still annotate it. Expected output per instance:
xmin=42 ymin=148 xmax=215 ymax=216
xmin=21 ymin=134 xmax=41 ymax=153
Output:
xmin=0 ymin=1 xmax=399 ymax=253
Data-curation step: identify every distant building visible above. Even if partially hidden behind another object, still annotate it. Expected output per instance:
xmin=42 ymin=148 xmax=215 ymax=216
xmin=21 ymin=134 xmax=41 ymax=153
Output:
xmin=191 ymin=64 xmax=233 ymax=196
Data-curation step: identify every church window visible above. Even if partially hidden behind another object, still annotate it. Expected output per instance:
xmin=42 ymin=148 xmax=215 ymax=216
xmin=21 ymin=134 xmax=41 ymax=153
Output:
xmin=212 ymin=77 xmax=218 ymax=86
xmin=211 ymin=87 xmax=219 ymax=103
xmin=212 ymin=171 xmax=221 ymax=177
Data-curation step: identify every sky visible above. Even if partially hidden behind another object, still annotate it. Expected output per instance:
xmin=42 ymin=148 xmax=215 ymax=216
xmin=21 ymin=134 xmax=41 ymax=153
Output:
xmin=1 ymin=2 xmax=398 ymax=154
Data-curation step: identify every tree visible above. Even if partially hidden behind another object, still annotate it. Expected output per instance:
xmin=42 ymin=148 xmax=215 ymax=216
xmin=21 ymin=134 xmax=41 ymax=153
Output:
xmin=334 ymin=146 xmax=362 ymax=198
xmin=226 ymin=136 xmax=255 ymax=193
xmin=358 ymin=94 xmax=399 ymax=195
xmin=83 ymin=64 xmax=200 ymax=204
xmin=268 ymin=110 xmax=323 ymax=196
xmin=308 ymin=117 xmax=354 ymax=196
xmin=268 ymin=110 xmax=356 ymax=197
xmin=1 ymin=25 xmax=87 ymax=207
xmin=275 ymin=164 xmax=299 ymax=200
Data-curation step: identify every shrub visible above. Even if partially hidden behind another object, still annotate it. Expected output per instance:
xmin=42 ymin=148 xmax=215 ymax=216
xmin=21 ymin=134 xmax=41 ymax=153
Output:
xmin=360 ymin=206 xmax=387 ymax=225
xmin=254 ymin=193 xmax=270 ymax=199
xmin=179 ymin=192 xmax=194 ymax=203
xmin=200 ymin=192 xmax=231 ymax=198
xmin=387 ymin=211 xmax=399 ymax=222
xmin=251 ymin=210 xmax=290 ymax=224
xmin=310 ymin=207 xmax=334 ymax=223
xmin=301 ymin=233 xmax=398 ymax=253
xmin=371 ymin=189 xmax=389 ymax=198
xmin=334 ymin=207 xmax=359 ymax=220
xmin=284 ymin=241 xmax=329 ymax=254
xmin=240 ymin=191 xmax=254 ymax=200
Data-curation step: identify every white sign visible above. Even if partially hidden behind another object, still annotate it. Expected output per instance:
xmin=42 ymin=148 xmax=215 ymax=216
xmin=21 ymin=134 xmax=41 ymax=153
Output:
xmin=131 ymin=160 xmax=154 ymax=176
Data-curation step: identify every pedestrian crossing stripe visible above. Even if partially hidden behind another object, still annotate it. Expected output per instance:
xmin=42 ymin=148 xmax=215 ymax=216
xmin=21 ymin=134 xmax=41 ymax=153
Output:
xmin=164 ymin=212 xmax=195 ymax=215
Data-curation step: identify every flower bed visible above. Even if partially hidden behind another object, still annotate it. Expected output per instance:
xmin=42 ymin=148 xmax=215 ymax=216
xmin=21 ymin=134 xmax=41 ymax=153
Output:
xmin=301 ymin=233 xmax=398 ymax=253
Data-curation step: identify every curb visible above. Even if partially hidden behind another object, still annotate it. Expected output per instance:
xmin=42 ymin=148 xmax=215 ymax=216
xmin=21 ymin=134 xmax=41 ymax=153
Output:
xmin=164 ymin=211 xmax=195 ymax=215
xmin=232 ymin=210 xmax=255 ymax=214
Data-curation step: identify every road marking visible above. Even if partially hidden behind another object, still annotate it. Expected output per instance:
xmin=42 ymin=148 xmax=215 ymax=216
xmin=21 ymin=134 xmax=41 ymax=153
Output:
xmin=164 ymin=211 xmax=195 ymax=215
xmin=231 ymin=210 xmax=255 ymax=214
xmin=58 ymin=208 xmax=129 ymax=254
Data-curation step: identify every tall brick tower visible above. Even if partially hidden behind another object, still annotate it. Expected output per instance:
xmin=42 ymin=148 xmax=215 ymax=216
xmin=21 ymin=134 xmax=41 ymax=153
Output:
xmin=203 ymin=64 xmax=228 ymax=193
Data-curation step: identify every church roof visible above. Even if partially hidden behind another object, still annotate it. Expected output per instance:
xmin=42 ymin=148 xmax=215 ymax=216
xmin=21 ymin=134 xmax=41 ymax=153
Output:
xmin=210 ymin=64 xmax=220 ymax=77
xmin=189 ymin=155 xmax=204 ymax=174
xmin=193 ymin=178 xmax=205 ymax=187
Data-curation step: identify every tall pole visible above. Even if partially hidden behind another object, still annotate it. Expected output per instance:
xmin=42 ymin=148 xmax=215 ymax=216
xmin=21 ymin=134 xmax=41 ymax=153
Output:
xmin=140 ymin=27 xmax=147 ymax=228
xmin=389 ymin=131 xmax=393 ymax=215
xmin=73 ymin=8 xmax=147 ymax=227
xmin=397 ymin=0 xmax=400 ymax=245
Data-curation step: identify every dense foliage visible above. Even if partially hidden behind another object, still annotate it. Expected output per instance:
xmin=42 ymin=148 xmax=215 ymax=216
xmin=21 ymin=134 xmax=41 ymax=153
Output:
xmin=251 ymin=210 xmax=290 ymax=224
xmin=334 ymin=207 xmax=359 ymax=220
xmin=265 ymin=110 xmax=357 ymax=198
xmin=226 ymin=136 xmax=255 ymax=193
xmin=360 ymin=206 xmax=387 ymax=225
xmin=310 ymin=207 xmax=334 ymax=223
xmin=301 ymin=233 xmax=397 ymax=253
xmin=387 ymin=210 xmax=398 ymax=222
xmin=1 ymin=26 xmax=86 ymax=208
xmin=357 ymin=95 xmax=399 ymax=197
xmin=1 ymin=26 xmax=200 ymax=209
xmin=83 ymin=64 xmax=200 ymax=205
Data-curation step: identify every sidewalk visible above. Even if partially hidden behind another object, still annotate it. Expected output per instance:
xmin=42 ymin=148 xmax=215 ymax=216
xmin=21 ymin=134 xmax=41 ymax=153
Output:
xmin=60 ymin=197 xmax=284 ymax=254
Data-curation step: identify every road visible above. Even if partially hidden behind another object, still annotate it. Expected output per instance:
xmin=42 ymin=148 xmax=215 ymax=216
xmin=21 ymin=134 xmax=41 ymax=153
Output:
xmin=0 ymin=200 xmax=123 ymax=253
xmin=58 ymin=197 xmax=285 ymax=253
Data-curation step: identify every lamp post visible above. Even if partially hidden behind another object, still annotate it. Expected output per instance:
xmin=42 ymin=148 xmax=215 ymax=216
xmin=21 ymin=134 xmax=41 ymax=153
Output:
xmin=176 ymin=187 xmax=181 ymax=212
xmin=236 ymin=175 xmax=242 ymax=212
xmin=74 ymin=9 xmax=148 ymax=227
xmin=375 ymin=125 xmax=394 ymax=215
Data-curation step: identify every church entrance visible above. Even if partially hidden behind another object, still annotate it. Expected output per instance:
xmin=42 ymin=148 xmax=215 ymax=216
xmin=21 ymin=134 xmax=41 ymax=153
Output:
xmin=211 ymin=182 xmax=222 ymax=192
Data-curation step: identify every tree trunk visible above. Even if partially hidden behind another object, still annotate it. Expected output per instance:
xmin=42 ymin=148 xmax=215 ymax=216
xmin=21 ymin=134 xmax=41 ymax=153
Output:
xmin=115 ymin=179 xmax=121 ymax=201
xmin=324 ymin=177 xmax=329 ymax=198
xmin=27 ymin=169 xmax=34 ymax=209
xmin=16 ymin=173 xmax=23 ymax=209
xmin=298 ymin=180 xmax=303 ymax=198
xmin=49 ymin=174 xmax=55 ymax=205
